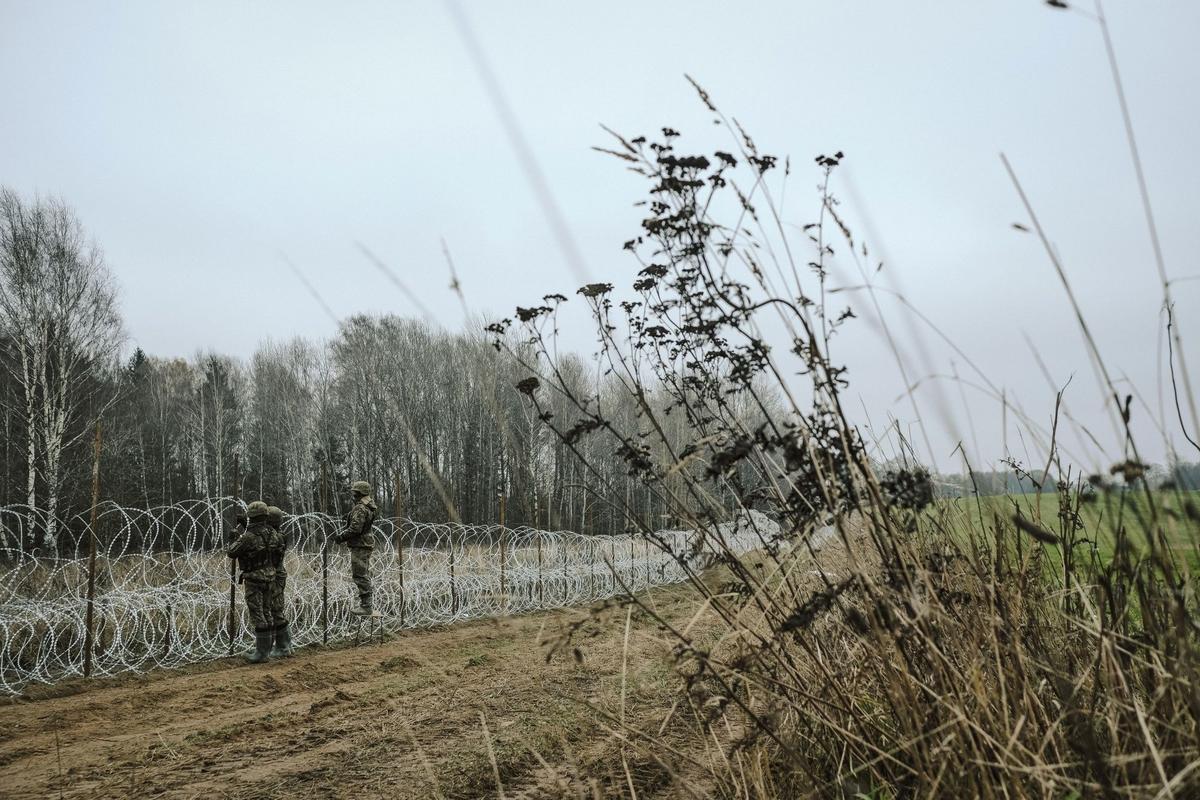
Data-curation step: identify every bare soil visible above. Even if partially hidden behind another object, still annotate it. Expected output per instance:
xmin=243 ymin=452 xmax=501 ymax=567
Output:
xmin=0 ymin=582 xmax=717 ymax=799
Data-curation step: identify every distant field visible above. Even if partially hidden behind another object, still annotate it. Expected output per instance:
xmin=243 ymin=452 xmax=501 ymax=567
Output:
xmin=927 ymin=489 xmax=1200 ymax=574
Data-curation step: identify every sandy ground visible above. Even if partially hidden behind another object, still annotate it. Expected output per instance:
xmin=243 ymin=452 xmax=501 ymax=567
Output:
xmin=0 ymin=582 xmax=715 ymax=800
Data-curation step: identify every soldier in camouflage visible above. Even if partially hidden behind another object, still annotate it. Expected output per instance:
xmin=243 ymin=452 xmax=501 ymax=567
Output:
xmin=336 ymin=480 xmax=377 ymax=615
xmin=266 ymin=505 xmax=293 ymax=658
xmin=227 ymin=500 xmax=276 ymax=663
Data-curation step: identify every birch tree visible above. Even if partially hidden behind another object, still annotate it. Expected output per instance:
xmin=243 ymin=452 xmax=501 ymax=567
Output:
xmin=0 ymin=189 xmax=123 ymax=551
xmin=188 ymin=354 xmax=241 ymax=501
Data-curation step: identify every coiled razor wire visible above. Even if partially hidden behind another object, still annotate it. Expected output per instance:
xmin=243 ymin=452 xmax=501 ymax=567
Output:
xmin=0 ymin=500 xmax=778 ymax=694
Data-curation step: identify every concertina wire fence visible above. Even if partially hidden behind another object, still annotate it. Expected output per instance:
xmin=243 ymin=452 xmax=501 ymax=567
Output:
xmin=0 ymin=499 xmax=776 ymax=694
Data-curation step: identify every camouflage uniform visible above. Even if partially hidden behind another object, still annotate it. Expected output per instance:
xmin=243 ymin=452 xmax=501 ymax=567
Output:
xmin=227 ymin=501 xmax=276 ymax=662
xmin=339 ymin=481 xmax=377 ymax=615
xmin=266 ymin=505 xmax=293 ymax=657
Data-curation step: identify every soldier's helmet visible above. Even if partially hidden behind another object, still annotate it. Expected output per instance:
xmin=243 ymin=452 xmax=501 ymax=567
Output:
xmin=351 ymin=480 xmax=372 ymax=497
xmin=246 ymin=500 xmax=270 ymax=520
xmin=267 ymin=505 xmax=284 ymax=526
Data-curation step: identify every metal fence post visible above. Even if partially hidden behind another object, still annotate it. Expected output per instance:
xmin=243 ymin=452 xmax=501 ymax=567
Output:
xmin=499 ymin=496 xmax=507 ymax=611
xmin=321 ymin=459 xmax=329 ymax=644
xmin=645 ymin=538 xmax=651 ymax=586
xmin=163 ymin=605 xmax=172 ymax=660
xmin=450 ymin=529 xmax=458 ymax=616
xmin=629 ymin=538 xmax=635 ymax=590
xmin=537 ymin=531 xmax=544 ymax=605
xmin=227 ymin=452 xmax=239 ymax=655
xmin=83 ymin=422 xmax=101 ymax=678
xmin=395 ymin=473 xmax=405 ymax=627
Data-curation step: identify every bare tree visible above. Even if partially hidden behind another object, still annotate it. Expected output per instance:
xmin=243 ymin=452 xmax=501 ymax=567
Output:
xmin=246 ymin=338 xmax=321 ymax=512
xmin=0 ymin=189 xmax=123 ymax=551
xmin=187 ymin=353 xmax=241 ymax=501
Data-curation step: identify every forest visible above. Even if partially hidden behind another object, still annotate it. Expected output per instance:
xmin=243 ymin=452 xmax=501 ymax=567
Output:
xmin=0 ymin=187 xmax=777 ymax=554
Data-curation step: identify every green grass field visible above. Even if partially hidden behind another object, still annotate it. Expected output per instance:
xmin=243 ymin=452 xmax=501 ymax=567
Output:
xmin=926 ymin=489 xmax=1200 ymax=576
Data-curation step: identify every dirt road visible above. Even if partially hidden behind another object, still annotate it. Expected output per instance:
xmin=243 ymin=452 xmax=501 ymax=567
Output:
xmin=0 ymin=582 xmax=715 ymax=800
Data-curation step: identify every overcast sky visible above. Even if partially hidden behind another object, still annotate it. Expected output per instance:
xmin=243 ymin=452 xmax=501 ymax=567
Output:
xmin=2 ymin=1 xmax=1198 ymax=472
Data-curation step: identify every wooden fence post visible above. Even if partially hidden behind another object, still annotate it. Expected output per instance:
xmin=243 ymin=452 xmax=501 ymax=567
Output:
xmin=227 ymin=452 xmax=239 ymax=655
xmin=83 ymin=422 xmax=101 ymax=678
xmin=536 ymin=531 xmax=544 ymax=605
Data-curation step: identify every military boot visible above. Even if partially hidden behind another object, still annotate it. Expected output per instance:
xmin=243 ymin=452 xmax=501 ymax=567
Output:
xmin=245 ymin=627 xmax=273 ymax=663
xmin=271 ymin=622 xmax=294 ymax=658
xmin=351 ymin=594 xmax=374 ymax=616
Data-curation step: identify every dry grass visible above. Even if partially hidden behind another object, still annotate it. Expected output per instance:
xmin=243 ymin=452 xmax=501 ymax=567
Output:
xmin=619 ymin=496 xmax=1200 ymax=799
xmin=489 ymin=70 xmax=1200 ymax=796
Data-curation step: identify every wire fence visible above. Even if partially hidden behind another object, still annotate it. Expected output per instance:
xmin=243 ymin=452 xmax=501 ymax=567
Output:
xmin=0 ymin=500 xmax=777 ymax=694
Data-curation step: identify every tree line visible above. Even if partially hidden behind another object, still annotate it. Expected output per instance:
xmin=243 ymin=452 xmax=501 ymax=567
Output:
xmin=2 ymin=188 xmax=776 ymax=554
xmin=5 ymin=187 xmax=1194 ymax=554
xmin=930 ymin=464 xmax=1200 ymax=497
